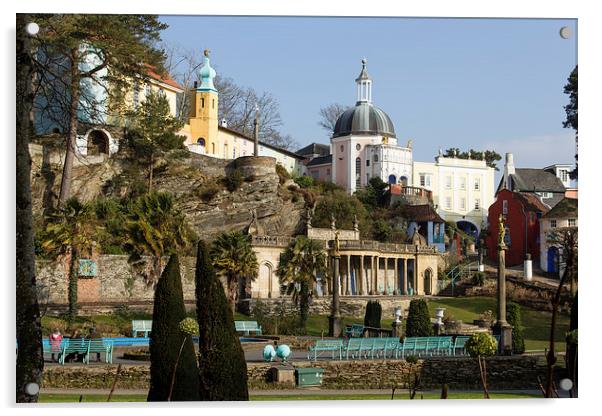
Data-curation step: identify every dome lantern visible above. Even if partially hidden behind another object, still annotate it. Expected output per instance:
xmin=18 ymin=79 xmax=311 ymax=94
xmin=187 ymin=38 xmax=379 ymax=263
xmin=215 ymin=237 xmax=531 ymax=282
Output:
xmin=355 ymin=58 xmax=372 ymax=104
xmin=197 ymin=49 xmax=217 ymax=92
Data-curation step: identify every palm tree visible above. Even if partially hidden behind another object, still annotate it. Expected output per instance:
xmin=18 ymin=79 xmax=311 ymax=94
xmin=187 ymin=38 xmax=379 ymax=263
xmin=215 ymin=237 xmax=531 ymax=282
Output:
xmin=125 ymin=192 xmax=195 ymax=287
xmin=210 ymin=232 xmax=258 ymax=314
xmin=41 ymin=198 xmax=98 ymax=324
xmin=276 ymin=236 xmax=328 ymax=330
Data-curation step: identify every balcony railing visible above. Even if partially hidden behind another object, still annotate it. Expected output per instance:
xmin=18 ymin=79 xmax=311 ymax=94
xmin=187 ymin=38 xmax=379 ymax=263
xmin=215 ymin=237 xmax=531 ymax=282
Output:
xmin=390 ymin=185 xmax=433 ymax=202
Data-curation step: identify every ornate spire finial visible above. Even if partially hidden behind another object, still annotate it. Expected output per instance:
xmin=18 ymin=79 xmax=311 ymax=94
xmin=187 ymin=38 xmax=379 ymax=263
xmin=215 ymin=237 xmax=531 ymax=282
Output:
xmin=362 ymin=58 xmax=367 ymax=67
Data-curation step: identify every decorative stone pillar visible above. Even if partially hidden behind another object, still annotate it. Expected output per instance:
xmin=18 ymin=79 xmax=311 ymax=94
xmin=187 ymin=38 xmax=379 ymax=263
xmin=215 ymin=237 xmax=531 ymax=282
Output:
xmin=493 ymin=215 xmax=513 ymax=354
xmin=383 ymin=257 xmax=389 ymax=295
xmin=359 ymin=255 xmax=365 ymax=295
xmin=393 ymin=258 xmax=399 ymax=295
xmin=346 ymin=255 xmax=351 ymax=295
xmin=329 ymin=234 xmax=342 ymax=337
xmin=402 ymin=258 xmax=408 ymax=295
xmin=374 ymin=256 xmax=380 ymax=294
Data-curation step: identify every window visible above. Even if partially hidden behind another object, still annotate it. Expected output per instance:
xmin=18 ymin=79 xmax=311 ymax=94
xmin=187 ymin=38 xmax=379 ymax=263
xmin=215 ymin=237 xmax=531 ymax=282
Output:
xmin=211 ymin=143 xmax=215 ymax=154
xmin=356 ymin=144 xmax=361 ymax=151
xmin=233 ymin=148 xmax=236 ymax=158
xmin=561 ymin=170 xmax=569 ymax=182
xmin=502 ymin=200 xmax=508 ymax=215
xmin=460 ymin=197 xmax=466 ymax=210
xmin=445 ymin=176 xmax=452 ymax=189
xmin=459 ymin=177 xmax=466 ymax=190
xmin=373 ymin=154 xmax=379 ymax=162
xmin=366 ymin=159 xmax=370 ymax=167
xmin=212 ymin=99 xmax=215 ymax=109
xmin=420 ymin=174 xmax=426 ymax=187
xmin=355 ymin=158 xmax=361 ymax=189
xmin=425 ymin=175 xmax=431 ymax=187
xmin=568 ymin=218 xmax=576 ymax=227
xmin=340 ymin=145 xmax=344 ymax=152
xmin=445 ymin=197 xmax=452 ymax=209
xmin=475 ymin=199 xmax=480 ymax=210
xmin=474 ymin=178 xmax=480 ymax=190
xmin=201 ymin=97 xmax=205 ymax=108
xmin=550 ymin=219 xmax=557 ymax=228
xmin=144 ymin=84 xmax=151 ymax=97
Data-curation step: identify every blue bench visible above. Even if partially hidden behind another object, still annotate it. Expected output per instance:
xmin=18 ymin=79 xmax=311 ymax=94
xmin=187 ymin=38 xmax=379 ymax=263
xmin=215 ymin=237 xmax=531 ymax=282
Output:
xmin=343 ymin=337 xmax=401 ymax=360
xmin=234 ymin=321 xmax=263 ymax=336
xmin=308 ymin=339 xmax=344 ymax=361
xmin=57 ymin=338 xmax=113 ymax=365
xmin=131 ymin=320 xmax=152 ymax=338
xmin=397 ymin=336 xmax=454 ymax=358
xmin=344 ymin=324 xmax=365 ymax=338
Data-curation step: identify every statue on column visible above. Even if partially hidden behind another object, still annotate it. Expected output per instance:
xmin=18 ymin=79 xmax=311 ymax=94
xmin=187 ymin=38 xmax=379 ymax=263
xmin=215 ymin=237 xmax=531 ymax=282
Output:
xmin=353 ymin=214 xmax=359 ymax=232
xmin=498 ymin=214 xmax=506 ymax=248
xmin=330 ymin=214 xmax=336 ymax=231
xmin=334 ymin=231 xmax=340 ymax=257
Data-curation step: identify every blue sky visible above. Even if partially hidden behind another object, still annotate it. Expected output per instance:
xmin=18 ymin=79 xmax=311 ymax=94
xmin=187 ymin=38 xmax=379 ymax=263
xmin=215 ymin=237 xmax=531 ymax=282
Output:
xmin=159 ymin=16 xmax=577 ymax=176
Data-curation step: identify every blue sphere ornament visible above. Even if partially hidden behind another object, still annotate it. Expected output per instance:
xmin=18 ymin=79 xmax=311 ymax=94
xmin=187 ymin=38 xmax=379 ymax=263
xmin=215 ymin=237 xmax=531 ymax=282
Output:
xmin=263 ymin=345 xmax=276 ymax=362
xmin=276 ymin=344 xmax=292 ymax=361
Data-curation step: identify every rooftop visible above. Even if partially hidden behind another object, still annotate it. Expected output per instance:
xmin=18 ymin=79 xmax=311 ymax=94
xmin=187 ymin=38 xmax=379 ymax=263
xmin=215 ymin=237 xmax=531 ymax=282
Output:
xmin=542 ymin=197 xmax=578 ymax=219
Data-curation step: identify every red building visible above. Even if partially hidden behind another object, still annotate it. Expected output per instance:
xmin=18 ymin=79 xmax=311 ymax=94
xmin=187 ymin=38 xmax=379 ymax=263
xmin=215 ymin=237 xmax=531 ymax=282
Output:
xmin=487 ymin=189 xmax=550 ymax=267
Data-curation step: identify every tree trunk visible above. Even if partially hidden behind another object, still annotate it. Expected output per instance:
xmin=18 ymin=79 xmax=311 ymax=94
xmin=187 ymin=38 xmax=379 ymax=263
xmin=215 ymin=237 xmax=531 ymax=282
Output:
xmin=16 ymin=13 xmax=44 ymax=402
xmin=67 ymin=247 xmax=79 ymax=325
xmin=58 ymin=47 xmax=80 ymax=205
xmin=299 ymin=281 xmax=309 ymax=330
xmin=545 ymin=253 xmax=572 ymax=397
xmin=228 ymin=273 xmax=238 ymax=315
xmin=148 ymin=152 xmax=154 ymax=193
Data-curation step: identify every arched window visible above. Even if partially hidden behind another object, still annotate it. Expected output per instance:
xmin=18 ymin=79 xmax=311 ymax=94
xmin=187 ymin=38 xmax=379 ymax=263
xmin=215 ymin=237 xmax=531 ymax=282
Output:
xmin=424 ymin=269 xmax=433 ymax=295
xmin=355 ymin=157 xmax=361 ymax=189
xmin=373 ymin=154 xmax=379 ymax=162
xmin=197 ymin=138 xmax=206 ymax=147
xmin=388 ymin=174 xmax=397 ymax=184
xmin=87 ymin=130 xmax=109 ymax=156
xmin=399 ymin=176 xmax=408 ymax=186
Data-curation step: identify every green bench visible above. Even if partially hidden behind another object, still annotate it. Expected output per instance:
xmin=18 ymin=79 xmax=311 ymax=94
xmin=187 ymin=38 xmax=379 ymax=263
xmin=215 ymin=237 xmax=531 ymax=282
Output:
xmin=234 ymin=321 xmax=263 ymax=336
xmin=308 ymin=339 xmax=344 ymax=361
xmin=58 ymin=339 xmax=113 ymax=365
xmin=452 ymin=336 xmax=471 ymax=356
xmin=344 ymin=324 xmax=365 ymax=338
xmin=131 ymin=320 xmax=152 ymax=338
xmin=344 ymin=337 xmax=401 ymax=360
xmin=397 ymin=336 xmax=454 ymax=358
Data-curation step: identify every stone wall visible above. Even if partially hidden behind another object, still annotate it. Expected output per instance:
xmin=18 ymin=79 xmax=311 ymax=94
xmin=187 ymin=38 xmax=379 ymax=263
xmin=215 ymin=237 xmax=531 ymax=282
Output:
xmin=41 ymin=356 xmax=546 ymax=390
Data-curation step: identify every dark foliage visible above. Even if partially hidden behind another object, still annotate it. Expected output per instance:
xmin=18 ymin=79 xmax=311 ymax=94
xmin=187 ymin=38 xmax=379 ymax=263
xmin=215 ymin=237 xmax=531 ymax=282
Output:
xmin=148 ymin=254 xmax=199 ymax=401
xmin=443 ymin=148 xmax=502 ymax=171
xmin=506 ymin=302 xmax=525 ymax=354
xmin=406 ymin=299 xmax=433 ymax=337
xmin=223 ymin=169 xmax=244 ymax=192
xmin=195 ymin=241 xmax=249 ymax=401
xmin=363 ymin=300 xmax=382 ymax=328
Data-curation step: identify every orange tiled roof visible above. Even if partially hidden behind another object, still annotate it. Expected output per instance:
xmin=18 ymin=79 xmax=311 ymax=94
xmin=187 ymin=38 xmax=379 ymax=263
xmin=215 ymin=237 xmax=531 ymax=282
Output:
xmin=143 ymin=64 xmax=183 ymax=91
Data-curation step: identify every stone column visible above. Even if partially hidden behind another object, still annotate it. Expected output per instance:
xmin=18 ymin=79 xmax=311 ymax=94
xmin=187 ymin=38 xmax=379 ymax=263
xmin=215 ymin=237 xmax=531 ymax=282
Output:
xmin=329 ymin=250 xmax=342 ymax=337
xmin=323 ymin=257 xmax=329 ymax=296
xmin=346 ymin=255 xmax=351 ymax=295
xmin=402 ymin=258 xmax=408 ymax=295
xmin=493 ymin=239 xmax=513 ymax=354
xmin=384 ymin=257 xmax=389 ymax=295
xmin=359 ymin=255 xmax=365 ymax=295
xmin=393 ymin=258 xmax=399 ymax=295
xmin=374 ymin=256 xmax=380 ymax=294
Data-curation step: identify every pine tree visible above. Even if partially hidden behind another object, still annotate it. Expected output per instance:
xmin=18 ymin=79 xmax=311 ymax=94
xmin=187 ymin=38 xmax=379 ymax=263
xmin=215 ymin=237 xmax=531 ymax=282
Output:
xmin=406 ymin=299 xmax=433 ymax=337
xmin=196 ymin=240 xmax=249 ymax=401
xmin=147 ymin=254 xmax=199 ymax=402
xmin=506 ymin=302 xmax=525 ymax=354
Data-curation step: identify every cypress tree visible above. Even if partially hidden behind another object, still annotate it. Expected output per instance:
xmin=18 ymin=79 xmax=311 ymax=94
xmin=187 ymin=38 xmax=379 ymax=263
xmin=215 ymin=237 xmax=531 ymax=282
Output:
xmin=506 ymin=302 xmax=525 ymax=354
xmin=148 ymin=254 xmax=200 ymax=401
xmin=363 ymin=300 xmax=382 ymax=328
xmin=196 ymin=240 xmax=249 ymax=401
xmin=406 ymin=299 xmax=433 ymax=337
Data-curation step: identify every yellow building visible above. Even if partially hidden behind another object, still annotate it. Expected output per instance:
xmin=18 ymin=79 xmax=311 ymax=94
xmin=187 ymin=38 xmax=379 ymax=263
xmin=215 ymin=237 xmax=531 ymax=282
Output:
xmin=181 ymin=50 xmax=304 ymax=175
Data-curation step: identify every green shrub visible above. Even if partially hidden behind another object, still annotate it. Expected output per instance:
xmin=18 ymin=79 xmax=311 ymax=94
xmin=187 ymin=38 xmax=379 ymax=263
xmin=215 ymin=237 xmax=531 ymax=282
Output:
xmin=198 ymin=182 xmax=220 ymax=202
xmin=294 ymin=175 xmax=314 ymax=188
xmin=224 ymin=169 xmax=244 ymax=192
xmin=406 ymin=299 xmax=433 ymax=337
xmin=275 ymin=163 xmax=290 ymax=184
xmin=148 ymin=254 xmax=200 ymax=401
xmin=195 ymin=240 xmax=249 ymax=400
xmin=472 ymin=272 xmax=485 ymax=286
xmin=363 ymin=300 xmax=382 ymax=328
xmin=465 ymin=333 xmax=497 ymax=358
xmin=506 ymin=302 xmax=525 ymax=354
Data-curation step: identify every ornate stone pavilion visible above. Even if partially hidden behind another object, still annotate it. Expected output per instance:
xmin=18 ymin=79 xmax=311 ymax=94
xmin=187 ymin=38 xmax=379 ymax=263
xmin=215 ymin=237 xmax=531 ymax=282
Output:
xmin=248 ymin=211 xmax=441 ymax=299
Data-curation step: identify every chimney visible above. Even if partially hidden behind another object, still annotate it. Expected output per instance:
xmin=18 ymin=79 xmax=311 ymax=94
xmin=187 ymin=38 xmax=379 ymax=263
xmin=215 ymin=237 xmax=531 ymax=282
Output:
xmin=503 ymin=152 xmax=515 ymax=189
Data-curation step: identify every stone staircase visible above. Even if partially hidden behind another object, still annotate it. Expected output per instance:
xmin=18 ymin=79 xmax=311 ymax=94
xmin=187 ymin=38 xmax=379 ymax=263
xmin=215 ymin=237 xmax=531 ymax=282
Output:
xmin=437 ymin=261 xmax=479 ymax=297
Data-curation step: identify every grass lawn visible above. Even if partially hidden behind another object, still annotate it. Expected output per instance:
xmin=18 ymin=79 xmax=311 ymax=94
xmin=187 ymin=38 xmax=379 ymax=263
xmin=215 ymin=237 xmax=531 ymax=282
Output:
xmin=39 ymin=392 xmax=541 ymax=403
xmin=43 ymin=297 xmax=567 ymax=352
xmin=427 ymin=297 xmax=569 ymax=352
